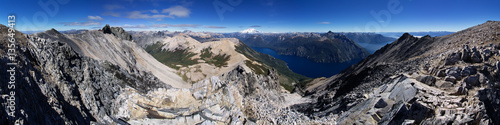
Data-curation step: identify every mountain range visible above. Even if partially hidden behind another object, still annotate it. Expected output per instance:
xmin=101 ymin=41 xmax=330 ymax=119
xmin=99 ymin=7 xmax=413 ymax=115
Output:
xmin=0 ymin=21 xmax=499 ymax=124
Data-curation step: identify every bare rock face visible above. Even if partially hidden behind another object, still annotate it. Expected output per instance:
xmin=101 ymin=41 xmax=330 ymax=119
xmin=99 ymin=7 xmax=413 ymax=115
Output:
xmin=102 ymin=24 xmax=133 ymax=41
xmin=444 ymin=52 xmax=461 ymax=65
xmin=0 ymin=25 xmax=168 ymax=124
xmin=416 ymin=75 xmax=436 ymax=86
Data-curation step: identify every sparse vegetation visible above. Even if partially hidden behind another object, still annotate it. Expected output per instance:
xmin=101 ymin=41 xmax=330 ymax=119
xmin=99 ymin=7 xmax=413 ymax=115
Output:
xmin=200 ymin=47 xmax=231 ymax=67
xmin=245 ymin=60 xmax=269 ymax=75
xmin=145 ymin=41 xmax=198 ymax=69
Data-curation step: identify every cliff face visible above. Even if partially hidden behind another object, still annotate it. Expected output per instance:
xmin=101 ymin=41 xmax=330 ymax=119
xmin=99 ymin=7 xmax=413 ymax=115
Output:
xmin=0 ymin=25 xmax=168 ymax=124
xmin=296 ymin=21 xmax=500 ymax=124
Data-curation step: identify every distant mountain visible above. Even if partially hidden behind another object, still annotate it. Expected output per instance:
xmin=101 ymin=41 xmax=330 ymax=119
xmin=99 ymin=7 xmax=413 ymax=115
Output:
xmin=60 ymin=29 xmax=89 ymax=34
xmin=239 ymin=28 xmax=261 ymax=34
xmin=340 ymin=32 xmax=397 ymax=44
xmin=222 ymin=31 xmax=371 ymax=63
xmin=379 ymin=31 xmax=455 ymax=38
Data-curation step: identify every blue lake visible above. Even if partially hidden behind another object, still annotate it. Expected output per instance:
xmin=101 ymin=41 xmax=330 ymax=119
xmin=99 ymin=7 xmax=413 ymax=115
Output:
xmin=251 ymin=47 xmax=362 ymax=78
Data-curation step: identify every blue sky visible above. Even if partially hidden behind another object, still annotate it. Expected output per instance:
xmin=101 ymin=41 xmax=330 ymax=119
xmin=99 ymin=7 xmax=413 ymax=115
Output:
xmin=3 ymin=0 xmax=500 ymax=33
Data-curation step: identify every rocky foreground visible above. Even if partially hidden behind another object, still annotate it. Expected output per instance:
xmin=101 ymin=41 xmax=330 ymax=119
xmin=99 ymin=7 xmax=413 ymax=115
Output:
xmin=297 ymin=21 xmax=500 ymax=124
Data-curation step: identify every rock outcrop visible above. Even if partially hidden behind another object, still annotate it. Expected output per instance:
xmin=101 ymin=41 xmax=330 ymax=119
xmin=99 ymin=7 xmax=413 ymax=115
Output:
xmin=102 ymin=24 xmax=133 ymax=41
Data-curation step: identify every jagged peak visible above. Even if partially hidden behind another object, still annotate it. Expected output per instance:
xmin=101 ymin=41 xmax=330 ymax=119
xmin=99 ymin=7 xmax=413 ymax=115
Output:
xmin=401 ymin=32 xmax=413 ymax=38
xmin=100 ymin=24 xmax=132 ymax=41
xmin=49 ymin=28 xmax=60 ymax=34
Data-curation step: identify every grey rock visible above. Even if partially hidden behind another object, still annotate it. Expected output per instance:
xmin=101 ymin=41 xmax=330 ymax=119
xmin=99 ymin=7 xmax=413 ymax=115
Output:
xmin=444 ymin=76 xmax=457 ymax=83
xmin=464 ymin=75 xmax=480 ymax=86
xmin=436 ymin=81 xmax=454 ymax=88
xmin=379 ymin=101 xmax=408 ymax=125
xmin=478 ymin=73 xmax=488 ymax=85
xmin=406 ymin=101 xmax=433 ymax=124
xmin=436 ymin=69 xmax=446 ymax=77
xmin=496 ymin=61 xmax=500 ymax=72
xmin=482 ymin=49 xmax=492 ymax=61
xmin=455 ymin=87 xmax=468 ymax=95
xmin=471 ymin=47 xmax=483 ymax=63
xmin=102 ymin=24 xmax=133 ymax=41
xmin=389 ymin=80 xmax=417 ymax=102
xmin=446 ymin=67 xmax=462 ymax=80
xmin=416 ymin=75 xmax=436 ymax=86
xmin=461 ymin=65 xmax=477 ymax=77
xmin=462 ymin=45 xmax=471 ymax=62
xmin=374 ymin=99 xmax=388 ymax=108
xmin=444 ymin=52 xmax=461 ymax=65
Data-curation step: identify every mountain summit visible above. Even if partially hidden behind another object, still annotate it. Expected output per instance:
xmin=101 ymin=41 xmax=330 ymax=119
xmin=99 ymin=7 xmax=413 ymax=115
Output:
xmin=239 ymin=28 xmax=261 ymax=34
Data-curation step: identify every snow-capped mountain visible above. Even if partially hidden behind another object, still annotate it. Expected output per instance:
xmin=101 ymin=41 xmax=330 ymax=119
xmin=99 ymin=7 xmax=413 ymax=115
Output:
xmin=239 ymin=28 xmax=261 ymax=34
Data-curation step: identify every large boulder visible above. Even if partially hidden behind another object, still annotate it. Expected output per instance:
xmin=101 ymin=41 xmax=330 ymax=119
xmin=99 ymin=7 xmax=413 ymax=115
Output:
xmin=375 ymin=99 xmax=388 ymax=108
xmin=389 ymin=80 xmax=417 ymax=102
xmin=444 ymin=52 xmax=462 ymax=65
xmin=461 ymin=66 xmax=477 ymax=77
xmin=444 ymin=76 xmax=457 ymax=83
xmin=416 ymin=75 xmax=436 ymax=86
xmin=462 ymin=45 xmax=471 ymax=62
xmin=482 ymin=49 xmax=492 ymax=61
xmin=464 ymin=75 xmax=480 ymax=86
xmin=470 ymin=47 xmax=483 ymax=63
xmin=446 ymin=67 xmax=462 ymax=80
xmin=102 ymin=24 xmax=133 ymax=41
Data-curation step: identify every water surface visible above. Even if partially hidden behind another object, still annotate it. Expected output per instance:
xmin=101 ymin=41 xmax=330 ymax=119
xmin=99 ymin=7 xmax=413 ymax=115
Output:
xmin=252 ymin=47 xmax=361 ymax=78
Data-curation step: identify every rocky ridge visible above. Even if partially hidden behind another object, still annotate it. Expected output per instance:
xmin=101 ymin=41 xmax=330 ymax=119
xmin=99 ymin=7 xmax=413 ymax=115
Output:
xmin=0 ymin=24 xmax=169 ymax=124
xmin=295 ymin=21 xmax=500 ymax=124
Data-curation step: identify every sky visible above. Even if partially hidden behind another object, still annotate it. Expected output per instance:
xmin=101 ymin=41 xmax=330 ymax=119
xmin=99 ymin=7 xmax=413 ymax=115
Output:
xmin=2 ymin=0 xmax=500 ymax=33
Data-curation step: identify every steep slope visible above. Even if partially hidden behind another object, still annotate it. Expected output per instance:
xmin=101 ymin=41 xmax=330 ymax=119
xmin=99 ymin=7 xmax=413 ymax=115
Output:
xmin=0 ymin=24 xmax=169 ymax=124
xmin=296 ymin=21 xmax=500 ymax=124
xmin=33 ymin=26 xmax=188 ymax=88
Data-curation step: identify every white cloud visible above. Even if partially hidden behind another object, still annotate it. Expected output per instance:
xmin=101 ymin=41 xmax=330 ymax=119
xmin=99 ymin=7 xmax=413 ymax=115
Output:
xmin=104 ymin=4 xmax=124 ymax=10
xmin=127 ymin=11 xmax=171 ymax=19
xmin=103 ymin=11 xmax=120 ymax=17
xmin=151 ymin=24 xmax=200 ymax=28
xmin=60 ymin=21 xmax=101 ymax=26
xmin=122 ymin=24 xmax=148 ymax=29
xmin=88 ymin=16 xmax=103 ymax=20
xmin=162 ymin=5 xmax=191 ymax=18
xmin=150 ymin=9 xmax=159 ymax=13
xmin=318 ymin=22 xmax=331 ymax=24
xmin=205 ymin=26 xmax=226 ymax=29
